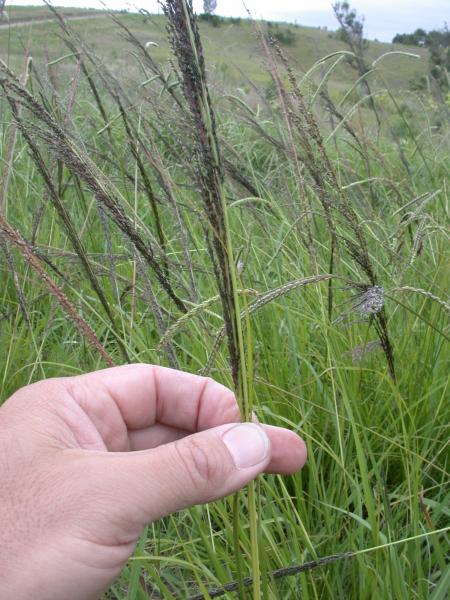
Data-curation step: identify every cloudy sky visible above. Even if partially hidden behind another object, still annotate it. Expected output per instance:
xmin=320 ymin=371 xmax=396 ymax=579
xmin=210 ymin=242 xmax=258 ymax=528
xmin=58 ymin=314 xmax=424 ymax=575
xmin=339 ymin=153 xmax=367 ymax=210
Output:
xmin=6 ymin=1 xmax=449 ymax=42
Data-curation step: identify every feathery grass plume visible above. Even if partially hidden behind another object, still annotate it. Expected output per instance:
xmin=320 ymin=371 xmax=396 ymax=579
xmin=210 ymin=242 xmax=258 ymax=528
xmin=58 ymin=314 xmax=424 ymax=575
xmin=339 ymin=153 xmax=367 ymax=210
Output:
xmin=352 ymin=285 xmax=384 ymax=317
xmin=343 ymin=340 xmax=382 ymax=363
xmin=0 ymin=213 xmax=114 ymax=367
xmin=0 ymin=62 xmax=187 ymax=314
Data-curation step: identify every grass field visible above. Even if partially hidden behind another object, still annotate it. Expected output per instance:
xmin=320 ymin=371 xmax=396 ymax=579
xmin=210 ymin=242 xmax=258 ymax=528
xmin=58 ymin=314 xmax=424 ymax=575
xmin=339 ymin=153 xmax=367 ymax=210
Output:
xmin=1 ymin=4 xmax=428 ymax=93
xmin=0 ymin=2 xmax=449 ymax=599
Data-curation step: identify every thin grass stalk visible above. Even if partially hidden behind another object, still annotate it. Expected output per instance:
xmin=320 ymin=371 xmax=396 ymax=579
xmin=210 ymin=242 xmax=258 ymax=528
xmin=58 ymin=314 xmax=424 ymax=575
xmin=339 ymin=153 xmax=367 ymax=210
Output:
xmin=269 ymin=42 xmax=397 ymax=378
xmin=113 ymin=96 xmax=169 ymax=275
xmin=133 ymin=122 xmax=198 ymax=300
xmin=11 ymin=104 xmax=129 ymax=362
xmin=134 ymin=254 xmax=180 ymax=370
xmin=45 ymin=36 xmax=188 ymax=303
xmin=3 ymin=94 xmax=130 ymax=362
xmin=0 ymin=239 xmax=30 ymax=326
xmin=389 ymin=286 xmax=450 ymax=313
xmin=29 ymin=56 xmax=82 ymax=245
xmin=0 ymin=58 xmax=31 ymax=216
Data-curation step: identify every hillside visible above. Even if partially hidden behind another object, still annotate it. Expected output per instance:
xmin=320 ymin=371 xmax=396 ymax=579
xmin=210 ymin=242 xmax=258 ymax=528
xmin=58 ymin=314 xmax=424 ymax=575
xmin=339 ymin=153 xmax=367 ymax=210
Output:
xmin=0 ymin=5 xmax=428 ymax=95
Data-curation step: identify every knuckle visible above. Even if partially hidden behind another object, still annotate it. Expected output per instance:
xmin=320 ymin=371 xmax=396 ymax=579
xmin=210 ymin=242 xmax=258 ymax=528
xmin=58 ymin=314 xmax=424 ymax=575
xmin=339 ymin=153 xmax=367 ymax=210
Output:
xmin=176 ymin=437 xmax=220 ymax=487
xmin=221 ymin=390 xmax=241 ymax=422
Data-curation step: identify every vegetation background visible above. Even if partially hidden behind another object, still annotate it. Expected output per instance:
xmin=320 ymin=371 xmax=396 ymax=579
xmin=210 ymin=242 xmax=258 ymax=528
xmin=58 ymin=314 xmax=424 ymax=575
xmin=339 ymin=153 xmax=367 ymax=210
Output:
xmin=0 ymin=1 xmax=448 ymax=598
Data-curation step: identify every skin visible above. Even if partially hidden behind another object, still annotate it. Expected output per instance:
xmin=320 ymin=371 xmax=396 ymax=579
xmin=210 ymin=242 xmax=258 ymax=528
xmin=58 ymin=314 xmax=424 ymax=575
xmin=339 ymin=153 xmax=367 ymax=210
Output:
xmin=0 ymin=364 xmax=307 ymax=600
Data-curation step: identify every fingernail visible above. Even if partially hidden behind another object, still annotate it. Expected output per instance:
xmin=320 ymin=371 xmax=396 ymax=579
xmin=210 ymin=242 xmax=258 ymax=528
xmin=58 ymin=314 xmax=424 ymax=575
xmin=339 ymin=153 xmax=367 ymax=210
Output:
xmin=222 ymin=423 xmax=270 ymax=469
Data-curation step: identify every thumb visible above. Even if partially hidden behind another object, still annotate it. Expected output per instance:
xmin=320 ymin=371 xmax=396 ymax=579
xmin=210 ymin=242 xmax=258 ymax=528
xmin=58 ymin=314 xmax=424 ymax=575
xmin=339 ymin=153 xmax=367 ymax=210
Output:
xmin=88 ymin=423 xmax=271 ymax=526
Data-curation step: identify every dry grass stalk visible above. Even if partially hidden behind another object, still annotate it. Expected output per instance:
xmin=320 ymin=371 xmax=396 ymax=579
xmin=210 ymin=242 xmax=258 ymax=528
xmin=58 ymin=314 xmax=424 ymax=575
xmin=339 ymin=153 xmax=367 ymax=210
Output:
xmin=0 ymin=213 xmax=114 ymax=367
xmin=0 ymin=57 xmax=32 ymax=324
xmin=186 ymin=551 xmax=354 ymax=599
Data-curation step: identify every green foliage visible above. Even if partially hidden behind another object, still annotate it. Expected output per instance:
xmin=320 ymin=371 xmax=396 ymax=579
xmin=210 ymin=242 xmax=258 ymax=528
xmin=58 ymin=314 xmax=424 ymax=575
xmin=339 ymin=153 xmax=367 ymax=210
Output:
xmin=267 ymin=22 xmax=296 ymax=46
xmin=333 ymin=1 xmax=368 ymax=52
xmin=197 ymin=13 xmax=242 ymax=28
xmin=395 ymin=26 xmax=450 ymax=96
xmin=393 ymin=27 xmax=449 ymax=48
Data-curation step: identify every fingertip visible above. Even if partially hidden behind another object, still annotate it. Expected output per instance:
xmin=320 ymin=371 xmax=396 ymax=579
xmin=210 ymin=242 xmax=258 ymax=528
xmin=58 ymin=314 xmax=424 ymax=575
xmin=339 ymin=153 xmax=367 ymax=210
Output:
xmin=262 ymin=425 xmax=307 ymax=474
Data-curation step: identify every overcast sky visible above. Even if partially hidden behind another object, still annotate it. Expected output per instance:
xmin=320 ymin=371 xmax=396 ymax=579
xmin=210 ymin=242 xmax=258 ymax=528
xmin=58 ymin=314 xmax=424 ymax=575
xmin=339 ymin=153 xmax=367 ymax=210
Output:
xmin=6 ymin=1 xmax=449 ymax=42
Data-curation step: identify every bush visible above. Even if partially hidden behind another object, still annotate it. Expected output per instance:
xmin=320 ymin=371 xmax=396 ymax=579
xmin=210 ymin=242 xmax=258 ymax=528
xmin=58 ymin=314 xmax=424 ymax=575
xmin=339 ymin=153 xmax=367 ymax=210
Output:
xmin=198 ymin=13 xmax=222 ymax=27
xmin=267 ymin=22 xmax=296 ymax=46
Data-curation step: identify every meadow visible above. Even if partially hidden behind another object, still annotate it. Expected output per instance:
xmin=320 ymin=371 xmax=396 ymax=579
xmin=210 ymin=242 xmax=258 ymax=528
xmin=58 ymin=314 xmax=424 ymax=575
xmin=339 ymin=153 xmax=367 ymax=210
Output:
xmin=0 ymin=2 xmax=449 ymax=598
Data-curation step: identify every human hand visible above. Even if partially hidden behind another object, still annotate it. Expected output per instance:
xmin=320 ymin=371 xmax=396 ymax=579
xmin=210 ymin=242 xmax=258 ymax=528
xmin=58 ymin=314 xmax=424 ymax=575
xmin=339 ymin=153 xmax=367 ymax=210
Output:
xmin=0 ymin=364 xmax=306 ymax=600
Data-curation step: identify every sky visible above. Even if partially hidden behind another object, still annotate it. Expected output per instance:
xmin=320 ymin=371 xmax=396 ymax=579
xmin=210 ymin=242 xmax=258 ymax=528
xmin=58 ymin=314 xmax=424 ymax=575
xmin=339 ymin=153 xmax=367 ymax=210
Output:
xmin=5 ymin=1 xmax=449 ymax=42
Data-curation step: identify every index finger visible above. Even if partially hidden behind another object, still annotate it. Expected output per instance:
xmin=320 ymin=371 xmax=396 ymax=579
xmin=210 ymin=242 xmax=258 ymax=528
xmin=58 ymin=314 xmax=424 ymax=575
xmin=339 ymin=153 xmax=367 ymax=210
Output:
xmin=72 ymin=364 xmax=241 ymax=432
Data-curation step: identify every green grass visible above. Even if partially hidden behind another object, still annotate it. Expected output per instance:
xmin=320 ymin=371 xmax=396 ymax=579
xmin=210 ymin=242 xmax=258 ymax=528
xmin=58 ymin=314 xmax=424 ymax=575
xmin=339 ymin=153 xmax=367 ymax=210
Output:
xmin=0 ymin=3 xmax=449 ymax=599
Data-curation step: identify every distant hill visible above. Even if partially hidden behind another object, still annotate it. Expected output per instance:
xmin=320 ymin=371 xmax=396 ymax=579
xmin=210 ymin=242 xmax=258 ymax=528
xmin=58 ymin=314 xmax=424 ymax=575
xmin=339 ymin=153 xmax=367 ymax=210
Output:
xmin=0 ymin=5 xmax=428 ymax=96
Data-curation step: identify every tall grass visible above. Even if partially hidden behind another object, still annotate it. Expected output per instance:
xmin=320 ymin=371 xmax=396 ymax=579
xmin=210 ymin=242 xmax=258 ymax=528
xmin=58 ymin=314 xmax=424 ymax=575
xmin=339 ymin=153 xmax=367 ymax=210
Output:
xmin=0 ymin=2 xmax=448 ymax=598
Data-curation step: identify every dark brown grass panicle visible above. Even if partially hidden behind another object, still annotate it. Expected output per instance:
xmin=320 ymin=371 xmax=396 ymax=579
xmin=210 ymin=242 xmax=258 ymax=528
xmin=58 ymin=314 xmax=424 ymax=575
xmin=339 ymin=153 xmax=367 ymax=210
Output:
xmin=112 ymin=10 xmax=259 ymax=200
xmin=163 ymin=0 xmax=241 ymax=385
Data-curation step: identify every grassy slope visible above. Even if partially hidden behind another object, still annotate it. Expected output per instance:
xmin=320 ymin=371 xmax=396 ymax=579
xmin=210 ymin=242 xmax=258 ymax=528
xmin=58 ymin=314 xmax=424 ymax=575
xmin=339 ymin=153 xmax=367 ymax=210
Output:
xmin=1 ymin=5 xmax=428 ymax=94
xmin=0 ymin=6 xmax=448 ymax=600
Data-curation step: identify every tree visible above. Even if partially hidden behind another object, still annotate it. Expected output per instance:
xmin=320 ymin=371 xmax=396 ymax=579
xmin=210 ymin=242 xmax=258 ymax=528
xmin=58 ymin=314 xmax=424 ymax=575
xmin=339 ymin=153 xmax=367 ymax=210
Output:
xmin=0 ymin=0 xmax=7 ymax=19
xmin=393 ymin=28 xmax=427 ymax=46
xmin=332 ymin=2 xmax=379 ymax=122
xmin=203 ymin=0 xmax=217 ymax=15
xmin=393 ymin=25 xmax=450 ymax=103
